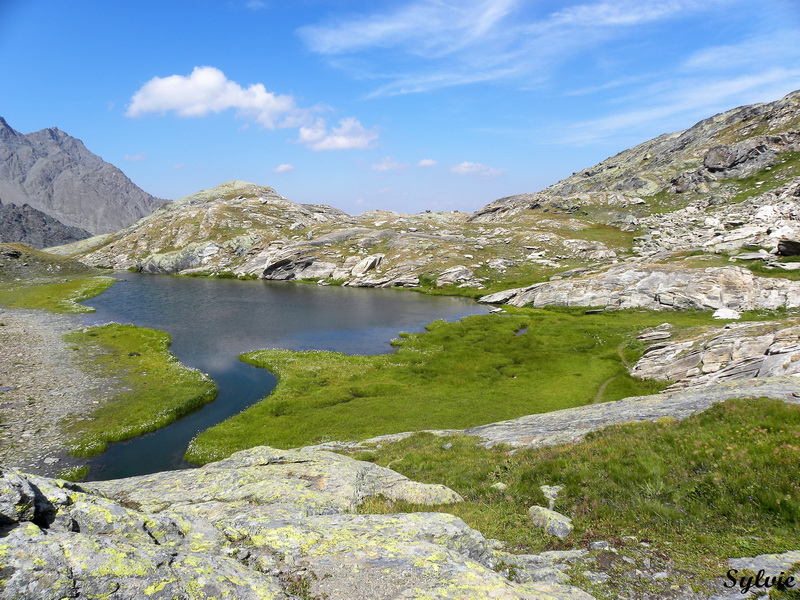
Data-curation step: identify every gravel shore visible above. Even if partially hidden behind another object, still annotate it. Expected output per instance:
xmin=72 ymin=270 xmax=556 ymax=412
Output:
xmin=0 ymin=307 xmax=112 ymax=476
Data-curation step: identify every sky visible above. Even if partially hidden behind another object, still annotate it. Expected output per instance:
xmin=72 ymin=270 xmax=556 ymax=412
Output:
xmin=1 ymin=0 xmax=799 ymax=215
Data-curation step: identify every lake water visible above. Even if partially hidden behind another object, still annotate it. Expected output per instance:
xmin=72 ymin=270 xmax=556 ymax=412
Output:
xmin=79 ymin=273 xmax=485 ymax=480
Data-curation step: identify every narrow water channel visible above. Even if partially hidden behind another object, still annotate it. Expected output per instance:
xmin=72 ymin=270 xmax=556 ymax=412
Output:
xmin=79 ymin=273 xmax=485 ymax=480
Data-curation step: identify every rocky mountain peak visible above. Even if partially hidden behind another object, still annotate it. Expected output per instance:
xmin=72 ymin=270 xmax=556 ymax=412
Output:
xmin=0 ymin=116 xmax=167 ymax=242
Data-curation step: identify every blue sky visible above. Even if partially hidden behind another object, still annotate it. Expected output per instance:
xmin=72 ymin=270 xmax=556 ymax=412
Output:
xmin=1 ymin=0 xmax=799 ymax=214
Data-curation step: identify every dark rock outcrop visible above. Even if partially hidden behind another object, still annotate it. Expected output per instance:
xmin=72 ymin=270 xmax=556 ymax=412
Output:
xmin=0 ymin=199 xmax=90 ymax=248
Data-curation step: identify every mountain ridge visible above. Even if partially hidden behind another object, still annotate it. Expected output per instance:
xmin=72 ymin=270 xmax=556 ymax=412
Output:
xmin=0 ymin=116 xmax=167 ymax=245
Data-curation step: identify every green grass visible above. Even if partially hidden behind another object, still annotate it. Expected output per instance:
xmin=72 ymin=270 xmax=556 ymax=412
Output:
xmin=0 ymin=276 xmax=116 ymax=313
xmin=349 ymin=397 xmax=800 ymax=599
xmin=63 ymin=324 xmax=217 ymax=457
xmin=185 ymin=307 xmax=722 ymax=464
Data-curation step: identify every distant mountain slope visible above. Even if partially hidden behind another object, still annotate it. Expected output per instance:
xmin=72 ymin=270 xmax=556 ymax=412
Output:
xmin=0 ymin=117 xmax=166 ymax=237
xmin=0 ymin=199 xmax=90 ymax=248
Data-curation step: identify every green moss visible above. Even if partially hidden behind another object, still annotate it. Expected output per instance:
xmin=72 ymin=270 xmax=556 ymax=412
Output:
xmin=63 ymin=324 xmax=217 ymax=457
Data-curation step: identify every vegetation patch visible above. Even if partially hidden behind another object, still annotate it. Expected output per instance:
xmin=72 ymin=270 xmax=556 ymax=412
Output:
xmin=185 ymin=307 xmax=722 ymax=463
xmin=350 ymin=397 xmax=800 ymax=599
xmin=63 ymin=324 xmax=217 ymax=457
xmin=0 ymin=276 xmax=116 ymax=313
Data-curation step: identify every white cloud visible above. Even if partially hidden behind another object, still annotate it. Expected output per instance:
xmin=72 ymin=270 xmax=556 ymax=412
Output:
xmin=245 ymin=1 xmax=266 ymax=9
xmin=297 ymin=117 xmax=379 ymax=151
xmin=371 ymin=156 xmax=408 ymax=171
xmin=172 ymin=162 xmax=185 ymax=170
xmin=273 ymin=163 xmax=294 ymax=173
xmin=127 ymin=66 xmax=378 ymax=150
xmin=124 ymin=152 xmax=147 ymax=162
xmin=126 ymin=66 xmax=303 ymax=129
xmin=451 ymin=161 xmax=503 ymax=177
xmin=417 ymin=158 xmax=437 ymax=167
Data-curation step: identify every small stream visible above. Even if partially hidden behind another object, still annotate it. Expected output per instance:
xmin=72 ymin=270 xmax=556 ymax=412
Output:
xmin=79 ymin=273 xmax=485 ymax=480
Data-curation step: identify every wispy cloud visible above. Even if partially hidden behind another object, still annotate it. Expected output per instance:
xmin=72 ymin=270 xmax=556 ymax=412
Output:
xmin=559 ymin=67 xmax=800 ymax=146
xmin=299 ymin=0 xmax=517 ymax=56
xmin=273 ymin=163 xmax=294 ymax=173
xmin=297 ymin=0 xmax=740 ymax=98
xmin=126 ymin=66 xmax=379 ymax=151
xmin=451 ymin=161 xmax=503 ymax=177
xmin=123 ymin=152 xmax=147 ymax=161
xmin=370 ymin=156 xmax=408 ymax=171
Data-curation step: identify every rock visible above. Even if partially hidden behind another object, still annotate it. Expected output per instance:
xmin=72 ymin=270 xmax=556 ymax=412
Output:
xmin=778 ymin=238 xmax=800 ymax=256
xmin=139 ymin=242 xmax=220 ymax=274
xmin=479 ymin=264 xmax=800 ymax=312
xmin=713 ymin=307 xmax=741 ymax=319
xmin=0 ymin=467 xmax=37 ymax=524
xmin=631 ymin=322 xmax=800 ymax=389
xmin=350 ymin=253 xmax=384 ymax=277
xmin=540 ymin=484 xmax=563 ymax=510
xmin=528 ymin=505 xmax=573 ymax=540
xmin=589 ymin=541 xmax=610 ymax=551
xmin=0 ymin=447 xmax=594 ymax=600
xmin=436 ymin=265 xmax=475 ymax=287
xmin=637 ymin=330 xmax=673 ymax=341
xmin=0 ymin=244 xmax=22 ymax=259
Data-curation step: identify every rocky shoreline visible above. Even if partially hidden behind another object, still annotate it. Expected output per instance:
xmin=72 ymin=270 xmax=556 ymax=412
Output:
xmin=0 ymin=307 xmax=111 ymax=476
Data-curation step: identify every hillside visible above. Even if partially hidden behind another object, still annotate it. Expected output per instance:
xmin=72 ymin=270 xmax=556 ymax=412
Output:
xmin=0 ymin=116 xmax=166 ymax=242
xmin=58 ymin=91 xmax=800 ymax=300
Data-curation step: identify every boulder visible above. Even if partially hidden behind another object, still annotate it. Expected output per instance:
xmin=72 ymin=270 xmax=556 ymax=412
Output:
xmin=631 ymin=322 xmax=800 ymax=389
xmin=778 ymin=238 xmax=800 ymax=256
xmin=528 ymin=505 xmax=573 ymax=540
xmin=436 ymin=265 xmax=475 ymax=287
xmin=350 ymin=254 xmax=384 ymax=277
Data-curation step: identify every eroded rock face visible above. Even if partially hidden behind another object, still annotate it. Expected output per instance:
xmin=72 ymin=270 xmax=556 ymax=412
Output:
xmin=480 ymin=264 xmax=800 ymax=311
xmin=631 ymin=321 xmax=800 ymax=389
xmin=0 ymin=447 xmax=594 ymax=600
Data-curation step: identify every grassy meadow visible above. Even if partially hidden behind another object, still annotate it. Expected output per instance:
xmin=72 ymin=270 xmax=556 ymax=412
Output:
xmin=350 ymin=397 xmax=800 ymax=599
xmin=0 ymin=276 xmax=116 ymax=313
xmin=185 ymin=306 xmax=724 ymax=463
xmin=63 ymin=324 xmax=217 ymax=457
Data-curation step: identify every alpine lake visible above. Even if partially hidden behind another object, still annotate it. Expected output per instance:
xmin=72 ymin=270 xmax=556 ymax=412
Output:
xmin=79 ymin=273 xmax=485 ymax=480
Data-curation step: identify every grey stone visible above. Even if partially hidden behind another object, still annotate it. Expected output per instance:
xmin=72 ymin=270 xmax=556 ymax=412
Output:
xmin=528 ymin=505 xmax=573 ymax=540
xmin=0 ymin=447 xmax=596 ymax=600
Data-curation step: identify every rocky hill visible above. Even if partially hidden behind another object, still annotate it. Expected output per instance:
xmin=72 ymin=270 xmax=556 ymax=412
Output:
xmin=59 ymin=180 xmax=629 ymax=290
xmin=57 ymin=91 xmax=800 ymax=301
xmin=0 ymin=116 xmax=166 ymax=242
